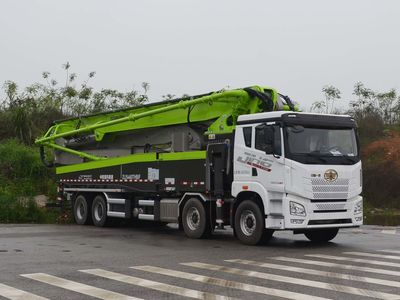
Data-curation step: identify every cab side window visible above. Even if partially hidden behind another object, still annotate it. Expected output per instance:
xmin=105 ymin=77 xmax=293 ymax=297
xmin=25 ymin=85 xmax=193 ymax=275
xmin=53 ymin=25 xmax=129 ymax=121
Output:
xmin=255 ymin=125 xmax=281 ymax=155
xmin=243 ymin=127 xmax=252 ymax=147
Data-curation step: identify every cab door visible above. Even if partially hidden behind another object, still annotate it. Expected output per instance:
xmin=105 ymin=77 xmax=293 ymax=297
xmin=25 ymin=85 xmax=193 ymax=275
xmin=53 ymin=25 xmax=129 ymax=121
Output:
xmin=234 ymin=123 xmax=285 ymax=195
xmin=252 ymin=123 xmax=285 ymax=195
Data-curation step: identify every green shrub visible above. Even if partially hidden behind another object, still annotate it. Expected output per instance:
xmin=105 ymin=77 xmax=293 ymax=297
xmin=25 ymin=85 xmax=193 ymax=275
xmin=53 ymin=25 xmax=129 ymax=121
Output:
xmin=0 ymin=139 xmax=57 ymax=223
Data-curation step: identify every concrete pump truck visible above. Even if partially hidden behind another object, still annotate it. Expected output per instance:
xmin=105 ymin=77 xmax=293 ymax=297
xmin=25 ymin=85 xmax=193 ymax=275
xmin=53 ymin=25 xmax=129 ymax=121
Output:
xmin=36 ymin=85 xmax=363 ymax=245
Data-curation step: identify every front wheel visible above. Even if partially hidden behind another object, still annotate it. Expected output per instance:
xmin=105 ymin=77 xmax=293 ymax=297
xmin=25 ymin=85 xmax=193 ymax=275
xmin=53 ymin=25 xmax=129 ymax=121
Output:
xmin=235 ymin=200 xmax=272 ymax=245
xmin=304 ymin=228 xmax=339 ymax=243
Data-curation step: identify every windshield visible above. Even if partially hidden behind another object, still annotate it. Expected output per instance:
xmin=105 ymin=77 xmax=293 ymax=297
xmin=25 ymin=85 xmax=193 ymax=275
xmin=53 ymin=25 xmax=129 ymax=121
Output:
xmin=285 ymin=126 xmax=359 ymax=164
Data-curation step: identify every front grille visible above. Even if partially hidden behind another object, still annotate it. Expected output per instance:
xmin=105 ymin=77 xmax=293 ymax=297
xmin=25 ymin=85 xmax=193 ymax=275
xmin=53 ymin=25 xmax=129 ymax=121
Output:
xmin=310 ymin=199 xmax=346 ymax=203
xmin=311 ymin=178 xmax=349 ymax=185
xmin=312 ymin=185 xmax=348 ymax=193
xmin=314 ymin=192 xmax=348 ymax=199
xmin=315 ymin=202 xmax=346 ymax=211
xmin=308 ymin=218 xmax=352 ymax=225
xmin=314 ymin=210 xmax=347 ymax=213
xmin=311 ymin=178 xmax=349 ymax=199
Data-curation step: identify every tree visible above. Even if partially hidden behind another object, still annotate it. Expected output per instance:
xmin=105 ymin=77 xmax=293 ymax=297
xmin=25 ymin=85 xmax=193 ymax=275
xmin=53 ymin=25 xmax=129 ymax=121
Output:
xmin=351 ymin=82 xmax=375 ymax=119
xmin=376 ymin=89 xmax=398 ymax=125
xmin=162 ymin=94 xmax=176 ymax=101
xmin=322 ymin=85 xmax=341 ymax=114
xmin=311 ymin=85 xmax=341 ymax=114
xmin=0 ymin=63 xmax=150 ymax=145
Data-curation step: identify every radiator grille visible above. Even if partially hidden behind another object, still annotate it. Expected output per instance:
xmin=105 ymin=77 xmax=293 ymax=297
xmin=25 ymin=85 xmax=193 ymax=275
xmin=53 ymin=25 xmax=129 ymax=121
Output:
xmin=311 ymin=178 xmax=349 ymax=199
xmin=315 ymin=202 xmax=346 ymax=211
xmin=311 ymin=178 xmax=349 ymax=185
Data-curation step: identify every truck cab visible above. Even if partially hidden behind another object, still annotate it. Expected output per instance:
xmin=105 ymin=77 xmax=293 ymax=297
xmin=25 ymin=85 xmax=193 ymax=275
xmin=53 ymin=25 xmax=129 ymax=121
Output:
xmin=232 ymin=111 xmax=362 ymax=244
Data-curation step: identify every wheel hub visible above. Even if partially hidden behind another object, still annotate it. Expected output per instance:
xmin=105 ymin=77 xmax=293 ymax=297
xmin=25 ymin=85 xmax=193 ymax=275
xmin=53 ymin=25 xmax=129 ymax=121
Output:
xmin=187 ymin=207 xmax=200 ymax=231
xmin=94 ymin=202 xmax=104 ymax=221
xmin=240 ymin=210 xmax=256 ymax=236
xmin=77 ymin=202 xmax=85 ymax=220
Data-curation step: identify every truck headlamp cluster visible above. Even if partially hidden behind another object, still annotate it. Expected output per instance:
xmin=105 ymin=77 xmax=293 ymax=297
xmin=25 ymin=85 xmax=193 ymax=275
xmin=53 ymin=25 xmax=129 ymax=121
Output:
xmin=354 ymin=200 xmax=363 ymax=215
xmin=289 ymin=201 xmax=306 ymax=217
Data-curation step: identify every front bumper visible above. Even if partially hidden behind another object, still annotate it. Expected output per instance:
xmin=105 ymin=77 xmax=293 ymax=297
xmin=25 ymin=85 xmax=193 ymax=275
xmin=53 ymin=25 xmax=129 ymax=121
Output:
xmin=280 ymin=194 xmax=363 ymax=229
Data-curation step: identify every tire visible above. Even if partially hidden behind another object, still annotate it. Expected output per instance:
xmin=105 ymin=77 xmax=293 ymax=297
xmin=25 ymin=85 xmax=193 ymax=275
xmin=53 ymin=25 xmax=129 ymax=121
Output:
xmin=304 ymin=228 xmax=339 ymax=243
xmin=73 ymin=194 xmax=92 ymax=225
xmin=182 ymin=198 xmax=210 ymax=239
xmin=234 ymin=200 xmax=269 ymax=245
xmin=91 ymin=195 xmax=108 ymax=227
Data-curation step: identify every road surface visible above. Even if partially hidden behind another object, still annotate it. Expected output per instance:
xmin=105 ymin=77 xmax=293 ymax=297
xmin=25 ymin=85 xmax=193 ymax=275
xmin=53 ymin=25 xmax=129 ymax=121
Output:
xmin=0 ymin=223 xmax=399 ymax=300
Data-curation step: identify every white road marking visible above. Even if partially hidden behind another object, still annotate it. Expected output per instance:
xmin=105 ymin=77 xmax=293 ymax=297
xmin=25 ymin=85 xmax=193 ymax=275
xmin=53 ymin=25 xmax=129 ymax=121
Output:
xmin=306 ymin=254 xmax=400 ymax=268
xmin=132 ymin=265 xmax=331 ymax=300
xmin=347 ymin=228 xmax=363 ymax=233
xmin=381 ymin=229 xmax=397 ymax=235
xmin=379 ymin=250 xmax=400 ymax=255
xmin=21 ymin=273 xmax=139 ymax=300
xmin=81 ymin=268 xmax=230 ymax=300
xmin=0 ymin=283 xmax=48 ymax=300
xmin=183 ymin=262 xmax=400 ymax=300
xmin=273 ymin=256 xmax=400 ymax=277
xmin=226 ymin=259 xmax=400 ymax=288
xmin=344 ymin=251 xmax=400 ymax=261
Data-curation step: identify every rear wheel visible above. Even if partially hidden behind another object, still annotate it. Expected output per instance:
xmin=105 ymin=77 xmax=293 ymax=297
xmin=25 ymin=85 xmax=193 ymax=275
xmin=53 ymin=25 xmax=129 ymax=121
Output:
xmin=235 ymin=200 xmax=272 ymax=245
xmin=304 ymin=228 xmax=339 ymax=243
xmin=73 ymin=194 xmax=92 ymax=225
xmin=92 ymin=195 xmax=108 ymax=227
xmin=182 ymin=198 xmax=211 ymax=239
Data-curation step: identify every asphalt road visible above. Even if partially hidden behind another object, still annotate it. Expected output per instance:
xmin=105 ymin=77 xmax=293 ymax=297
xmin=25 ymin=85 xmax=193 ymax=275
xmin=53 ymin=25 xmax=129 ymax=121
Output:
xmin=0 ymin=223 xmax=399 ymax=300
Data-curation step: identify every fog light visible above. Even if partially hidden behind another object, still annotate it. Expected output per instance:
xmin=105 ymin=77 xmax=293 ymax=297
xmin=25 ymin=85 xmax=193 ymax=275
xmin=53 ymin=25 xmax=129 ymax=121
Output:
xmin=355 ymin=216 xmax=362 ymax=222
xmin=290 ymin=201 xmax=306 ymax=217
xmin=290 ymin=219 xmax=304 ymax=224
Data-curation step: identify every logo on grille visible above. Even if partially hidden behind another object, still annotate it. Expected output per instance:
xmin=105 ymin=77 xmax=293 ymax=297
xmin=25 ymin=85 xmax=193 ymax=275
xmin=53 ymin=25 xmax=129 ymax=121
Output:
xmin=324 ymin=169 xmax=338 ymax=182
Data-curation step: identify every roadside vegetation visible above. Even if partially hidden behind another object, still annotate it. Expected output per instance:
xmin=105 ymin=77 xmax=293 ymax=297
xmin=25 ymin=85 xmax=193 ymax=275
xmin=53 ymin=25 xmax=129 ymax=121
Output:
xmin=0 ymin=63 xmax=149 ymax=223
xmin=0 ymin=63 xmax=399 ymax=224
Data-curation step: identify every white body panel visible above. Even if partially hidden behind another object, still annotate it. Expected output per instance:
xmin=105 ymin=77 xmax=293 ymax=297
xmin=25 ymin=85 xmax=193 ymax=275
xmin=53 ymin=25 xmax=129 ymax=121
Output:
xmin=232 ymin=111 xmax=363 ymax=230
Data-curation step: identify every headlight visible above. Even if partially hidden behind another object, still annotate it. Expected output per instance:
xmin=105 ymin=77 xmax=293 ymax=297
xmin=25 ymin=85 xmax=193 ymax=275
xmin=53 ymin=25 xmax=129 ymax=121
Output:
xmin=290 ymin=201 xmax=306 ymax=217
xmin=354 ymin=200 xmax=363 ymax=215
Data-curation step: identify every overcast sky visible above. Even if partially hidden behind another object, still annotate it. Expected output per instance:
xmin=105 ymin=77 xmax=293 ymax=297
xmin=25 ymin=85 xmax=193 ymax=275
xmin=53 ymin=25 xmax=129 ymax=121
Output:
xmin=1 ymin=0 xmax=399 ymax=110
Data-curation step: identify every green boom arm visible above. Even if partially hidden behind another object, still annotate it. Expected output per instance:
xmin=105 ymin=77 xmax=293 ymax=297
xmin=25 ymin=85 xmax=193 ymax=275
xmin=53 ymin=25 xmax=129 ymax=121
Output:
xmin=35 ymin=86 xmax=292 ymax=162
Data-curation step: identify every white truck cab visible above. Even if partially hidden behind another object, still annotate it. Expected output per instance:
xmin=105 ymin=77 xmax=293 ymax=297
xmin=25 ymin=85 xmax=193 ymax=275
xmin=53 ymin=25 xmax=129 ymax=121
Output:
xmin=232 ymin=111 xmax=362 ymax=243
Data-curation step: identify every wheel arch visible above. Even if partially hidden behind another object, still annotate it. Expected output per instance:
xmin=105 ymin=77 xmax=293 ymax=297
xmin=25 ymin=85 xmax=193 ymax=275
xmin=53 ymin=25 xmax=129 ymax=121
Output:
xmin=178 ymin=193 xmax=209 ymax=226
xmin=231 ymin=191 xmax=265 ymax=230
